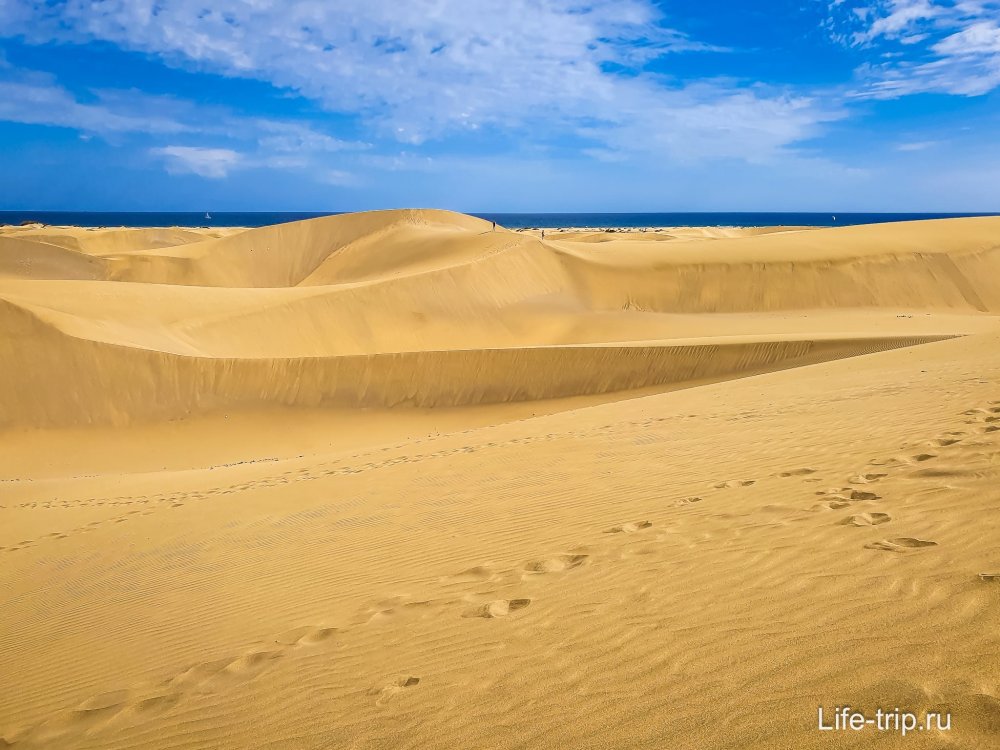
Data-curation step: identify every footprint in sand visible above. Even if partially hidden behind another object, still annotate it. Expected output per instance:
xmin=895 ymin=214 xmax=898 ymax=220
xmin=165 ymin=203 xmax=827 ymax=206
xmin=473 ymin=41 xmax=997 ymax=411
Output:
xmin=777 ymin=468 xmax=817 ymax=478
xmin=674 ymin=496 xmax=702 ymax=507
xmin=813 ymin=499 xmax=852 ymax=510
xmin=168 ymin=659 xmax=238 ymax=691
xmin=848 ymin=490 xmax=880 ymax=501
xmin=713 ymin=479 xmax=755 ymax=489
xmin=442 ymin=565 xmax=499 ymax=585
xmin=21 ymin=689 xmax=136 ymax=743
xmin=815 ymin=488 xmax=880 ymax=502
xmin=463 ymin=598 xmax=532 ymax=619
xmin=275 ymin=625 xmax=336 ymax=647
xmin=867 ymin=457 xmax=906 ymax=468
xmin=842 ymin=512 xmax=891 ymax=527
xmin=364 ymin=599 xmax=437 ymax=625
xmin=606 ymin=521 xmax=653 ymax=534
xmin=523 ymin=554 xmax=589 ymax=574
xmin=130 ymin=693 xmax=181 ymax=715
xmin=220 ymin=649 xmax=284 ymax=677
xmin=373 ymin=675 xmax=420 ymax=706
xmin=850 ymin=473 xmax=887 ymax=484
xmin=931 ymin=437 xmax=963 ymax=447
xmin=910 ymin=453 xmax=937 ymax=463
xmin=864 ymin=537 xmax=938 ymax=552
xmin=74 ymin=690 xmax=131 ymax=716
xmin=170 ymin=648 xmax=283 ymax=692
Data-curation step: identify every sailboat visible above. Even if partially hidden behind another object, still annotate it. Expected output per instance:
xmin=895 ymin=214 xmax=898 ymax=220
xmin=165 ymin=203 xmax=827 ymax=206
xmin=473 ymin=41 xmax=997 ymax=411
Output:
xmin=205 ymin=212 xmax=212 ymax=220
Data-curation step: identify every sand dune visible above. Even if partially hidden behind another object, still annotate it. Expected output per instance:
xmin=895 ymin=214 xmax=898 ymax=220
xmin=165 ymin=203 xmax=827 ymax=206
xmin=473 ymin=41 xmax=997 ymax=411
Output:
xmin=1 ymin=224 xmax=245 ymax=254
xmin=1 ymin=212 xmax=999 ymax=749
xmin=3 ymin=211 xmax=1000 ymax=427
xmin=0 ymin=235 xmax=108 ymax=281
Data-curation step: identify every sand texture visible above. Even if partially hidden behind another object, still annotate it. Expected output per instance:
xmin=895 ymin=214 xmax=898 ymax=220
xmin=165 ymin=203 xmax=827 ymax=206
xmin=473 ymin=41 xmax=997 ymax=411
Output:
xmin=1 ymin=210 xmax=999 ymax=749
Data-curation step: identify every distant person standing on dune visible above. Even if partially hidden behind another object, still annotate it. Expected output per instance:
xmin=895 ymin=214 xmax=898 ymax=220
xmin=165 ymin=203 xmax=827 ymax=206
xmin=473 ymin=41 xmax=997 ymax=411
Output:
xmin=492 ymin=221 xmax=496 ymax=232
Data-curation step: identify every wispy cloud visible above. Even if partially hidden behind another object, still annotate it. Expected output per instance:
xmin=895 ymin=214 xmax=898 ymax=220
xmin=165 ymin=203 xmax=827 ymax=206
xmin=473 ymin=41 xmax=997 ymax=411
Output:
xmin=0 ymin=0 xmax=831 ymax=165
xmin=828 ymin=0 xmax=1000 ymax=97
xmin=0 ymin=64 xmax=367 ymax=179
xmin=0 ymin=75 xmax=191 ymax=135
xmin=319 ymin=169 xmax=361 ymax=187
xmin=859 ymin=0 xmax=947 ymax=43
xmin=151 ymin=146 xmax=242 ymax=178
xmin=254 ymin=120 xmax=367 ymax=154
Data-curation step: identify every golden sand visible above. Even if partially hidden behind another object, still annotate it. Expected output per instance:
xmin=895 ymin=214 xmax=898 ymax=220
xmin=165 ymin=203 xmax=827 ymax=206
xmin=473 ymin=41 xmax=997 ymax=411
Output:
xmin=1 ymin=210 xmax=998 ymax=749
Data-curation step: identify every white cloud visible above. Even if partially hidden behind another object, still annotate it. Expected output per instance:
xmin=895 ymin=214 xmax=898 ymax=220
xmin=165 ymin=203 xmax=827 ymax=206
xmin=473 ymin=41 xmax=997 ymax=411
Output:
xmin=934 ymin=19 xmax=1000 ymax=54
xmin=0 ymin=77 xmax=191 ymax=135
xmin=358 ymin=152 xmax=438 ymax=173
xmin=830 ymin=0 xmax=1000 ymax=97
xmin=895 ymin=140 xmax=938 ymax=150
xmin=0 ymin=65 xmax=368 ymax=179
xmin=0 ymin=0 xmax=833 ymax=163
xmin=151 ymin=146 xmax=243 ymax=178
xmin=861 ymin=0 xmax=945 ymax=42
xmin=320 ymin=169 xmax=361 ymax=187
xmin=577 ymin=84 xmax=841 ymax=163
xmin=253 ymin=120 xmax=367 ymax=153
xmin=150 ymin=144 xmax=362 ymax=181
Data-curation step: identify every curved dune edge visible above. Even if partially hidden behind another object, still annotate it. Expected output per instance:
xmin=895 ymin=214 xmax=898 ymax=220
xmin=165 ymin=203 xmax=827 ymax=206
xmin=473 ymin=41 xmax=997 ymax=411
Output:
xmin=0 ymin=329 xmax=951 ymax=428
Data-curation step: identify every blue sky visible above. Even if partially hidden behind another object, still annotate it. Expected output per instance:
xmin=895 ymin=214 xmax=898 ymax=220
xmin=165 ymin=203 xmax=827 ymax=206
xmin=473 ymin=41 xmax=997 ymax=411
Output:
xmin=1 ymin=0 xmax=999 ymax=211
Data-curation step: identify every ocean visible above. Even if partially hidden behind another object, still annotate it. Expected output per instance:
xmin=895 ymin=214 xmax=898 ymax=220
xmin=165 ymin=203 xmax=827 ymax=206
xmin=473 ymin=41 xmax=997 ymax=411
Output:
xmin=0 ymin=211 xmax=996 ymax=229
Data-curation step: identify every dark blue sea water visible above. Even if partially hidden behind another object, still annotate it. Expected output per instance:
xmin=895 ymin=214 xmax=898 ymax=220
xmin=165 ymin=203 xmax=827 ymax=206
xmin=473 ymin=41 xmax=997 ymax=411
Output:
xmin=1 ymin=211 xmax=996 ymax=229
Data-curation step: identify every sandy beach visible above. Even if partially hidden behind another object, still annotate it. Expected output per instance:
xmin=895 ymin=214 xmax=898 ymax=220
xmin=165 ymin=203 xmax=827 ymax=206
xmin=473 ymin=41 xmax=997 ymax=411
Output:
xmin=1 ymin=209 xmax=999 ymax=749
